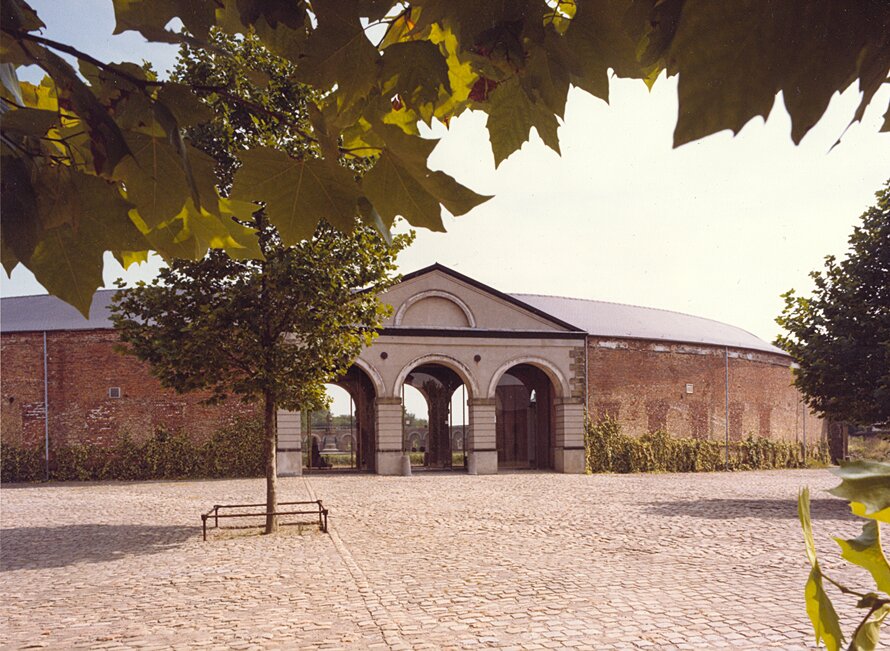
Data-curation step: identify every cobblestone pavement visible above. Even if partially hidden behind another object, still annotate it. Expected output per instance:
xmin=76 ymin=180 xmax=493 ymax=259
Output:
xmin=0 ymin=470 xmax=868 ymax=650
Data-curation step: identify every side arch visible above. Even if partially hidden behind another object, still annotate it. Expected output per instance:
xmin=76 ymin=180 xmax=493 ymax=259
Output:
xmin=351 ymin=357 xmax=386 ymax=397
xmin=393 ymin=353 xmax=480 ymax=398
xmin=393 ymin=290 xmax=477 ymax=328
xmin=487 ymin=356 xmax=571 ymax=400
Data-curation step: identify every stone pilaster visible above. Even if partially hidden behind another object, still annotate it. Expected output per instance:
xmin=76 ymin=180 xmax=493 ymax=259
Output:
xmin=276 ymin=409 xmax=302 ymax=476
xmin=375 ymin=397 xmax=404 ymax=475
xmin=554 ymin=399 xmax=585 ymax=474
xmin=467 ymin=398 xmax=497 ymax=475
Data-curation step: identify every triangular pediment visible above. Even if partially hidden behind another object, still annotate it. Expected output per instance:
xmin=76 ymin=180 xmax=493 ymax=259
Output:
xmin=380 ymin=264 xmax=583 ymax=334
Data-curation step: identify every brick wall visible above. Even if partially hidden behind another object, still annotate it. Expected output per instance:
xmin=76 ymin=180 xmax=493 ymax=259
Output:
xmin=586 ymin=337 xmax=824 ymax=443
xmin=1 ymin=330 xmax=256 ymax=449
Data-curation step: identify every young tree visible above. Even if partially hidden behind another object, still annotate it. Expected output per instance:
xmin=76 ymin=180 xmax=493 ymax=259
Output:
xmin=110 ymin=30 xmax=412 ymax=534
xmin=2 ymin=0 xmax=888 ymax=312
xmin=111 ymin=222 xmax=409 ymax=533
xmin=776 ymin=180 xmax=890 ymax=426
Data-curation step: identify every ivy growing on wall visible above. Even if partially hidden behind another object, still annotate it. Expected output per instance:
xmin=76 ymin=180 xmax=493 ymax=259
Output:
xmin=0 ymin=418 xmax=264 ymax=483
xmin=585 ymin=416 xmax=830 ymax=474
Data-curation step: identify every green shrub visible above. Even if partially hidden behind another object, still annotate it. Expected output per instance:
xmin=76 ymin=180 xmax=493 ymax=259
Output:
xmin=0 ymin=418 xmax=265 ymax=483
xmin=585 ymin=416 xmax=830 ymax=474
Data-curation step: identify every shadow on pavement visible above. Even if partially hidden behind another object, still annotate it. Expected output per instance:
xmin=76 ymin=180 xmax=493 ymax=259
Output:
xmin=0 ymin=524 xmax=196 ymax=571
xmin=646 ymin=498 xmax=857 ymax=521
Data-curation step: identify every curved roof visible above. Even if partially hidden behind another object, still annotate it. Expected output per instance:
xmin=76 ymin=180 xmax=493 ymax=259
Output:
xmin=0 ymin=290 xmax=117 ymax=333
xmin=511 ymin=293 xmax=786 ymax=356
xmin=0 ymin=275 xmax=786 ymax=356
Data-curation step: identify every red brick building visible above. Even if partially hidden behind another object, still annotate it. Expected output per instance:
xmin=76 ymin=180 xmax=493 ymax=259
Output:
xmin=1 ymin=264 xmax=823 ymax=475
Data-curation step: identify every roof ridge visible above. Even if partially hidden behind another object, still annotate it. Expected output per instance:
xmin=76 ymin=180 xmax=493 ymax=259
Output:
xmin=1 ymin=288 xmax=118 ymax=301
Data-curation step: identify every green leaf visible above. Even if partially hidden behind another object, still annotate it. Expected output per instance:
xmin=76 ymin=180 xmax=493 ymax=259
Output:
xmin=363 ymin=149 xmax=444 ymax=231
xmin=835 ymin=521 xmax=890 ymax=595
xmin=293 ymin=0 xmax=380 ymax=112
xmin=0 ymin=155 xmax=39 ymax=265
xmin=28 ymin=171 xmax=147 ymax=316
xmin=362 ymin=124 xmax=490 ymax=230
xmin=155 ymin=83 xmax=214 ymax=127
xmin=829 ymin=461 xmax=890 ymax=518
xmin=485 ymin=77 xmax=560 ymax=168
xmin=231 ymin=147 xmax=360 ymax=244
xmin=0 ymin=106 xmax=58 ymax=136
xmin=114 ymin=129 xmax=218 ymax=228
xmin=852 ymin=604 xmax=890 ymax=651
xmin=381 ymin=40 xmax=450 ymax=113
xmin=112 ymin=0 xmax=216 ymax=40
xmin=523 ymin=33 xmax=572 ymax=119
xmin=564 ymin=0 xmax=653 ymax=101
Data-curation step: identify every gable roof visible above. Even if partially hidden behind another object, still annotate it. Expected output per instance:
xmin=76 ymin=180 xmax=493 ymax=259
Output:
xmin=398 ymin=263 xmax=585 ymax=333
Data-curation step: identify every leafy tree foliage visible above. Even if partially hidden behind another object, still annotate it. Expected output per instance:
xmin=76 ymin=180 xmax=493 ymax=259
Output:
xmin=776 ymin=182 xmax=890 ymax=426
xmin=2 ymin=0 xmax=889 ymax=313
xmin=110 ymin=31 xmax=411 ymax=533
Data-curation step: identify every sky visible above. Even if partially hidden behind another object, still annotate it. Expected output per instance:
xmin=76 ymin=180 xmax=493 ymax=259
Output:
xmin=4 ymin=1 xmax=890 ymax=418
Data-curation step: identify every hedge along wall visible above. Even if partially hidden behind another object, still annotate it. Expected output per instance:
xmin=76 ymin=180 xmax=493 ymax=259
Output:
xmin=0 ymin=418 xmax=265 ymax=483
xmin=585 ymin=417 xmax=830 ymax=474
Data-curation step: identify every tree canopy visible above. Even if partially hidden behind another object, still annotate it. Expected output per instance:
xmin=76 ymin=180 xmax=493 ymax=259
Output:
xmin=2 ymin=0 xmax=889 ymax=313
xmin=776 ymin=180 xmax=890 ymax=427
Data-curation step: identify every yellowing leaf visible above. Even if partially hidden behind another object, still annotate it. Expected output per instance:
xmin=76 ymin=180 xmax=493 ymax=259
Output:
xmin=799 ymin=487 xmax=819 ymax=567
xmin=852 ymin=604 xmax=890 ymax=651
xmin=829 ymin=460 xmax=890 ymax=518
xmin=851 ymin=502 xmax=890 ymax=524
xmin=834 ymin=521 xmax=890 ymax=595
xmin=231 ymin=147 xmax=360 ymax=244
xmin=804 ymin=566 xmax=845 ymax=651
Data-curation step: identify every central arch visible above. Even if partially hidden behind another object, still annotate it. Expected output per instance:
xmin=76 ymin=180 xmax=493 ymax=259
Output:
xmin=396 ymin=355 xmax=475 ymax=470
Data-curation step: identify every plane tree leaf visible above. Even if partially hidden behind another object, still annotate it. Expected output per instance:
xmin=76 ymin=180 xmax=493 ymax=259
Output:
xmin=485 ymin=77 xmax=560 ymax=168
xmin=362 ymin=123 xmax=490 ymax=230
xmin=853 ymin=604 xmax=890 ymax=651
xmin=834 ymin=521 xmax=890 ymax=595
xmin=19 ymin=45 xmax=130 ymax=174
xmin=799 ymin=488 xmax=846 ymax=651
xmin=28 ymin=170 xmax=148 ymax=316
xmin=829 ymin=461 xmax=890 ymax=519
xmin=381 ymin=40 xmax=450 ymax=114
xmin=231 ymin=146 xmax=361 ymax=244
xmin=111 ymin=0 xmax=216 ymax=40
xmin=292 ymin=0 xmax=380 ymax=113
xmin=0 ymin=106 xmax=59 ymax=136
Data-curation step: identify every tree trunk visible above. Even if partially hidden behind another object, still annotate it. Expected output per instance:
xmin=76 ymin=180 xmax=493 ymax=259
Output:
xmin=264 ymin=391 xmax=279 ymax=534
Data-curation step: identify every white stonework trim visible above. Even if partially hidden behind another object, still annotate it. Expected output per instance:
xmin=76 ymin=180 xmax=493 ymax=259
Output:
xmin=393 ymin=290 xmax=477 ymax=328
xmin=486 ymin=356 xmax=571 ymax=400
xmin=393 ymin=353 xmax=480 ymax=399
xmin=351 ymin=357 xmax=386 ymax=397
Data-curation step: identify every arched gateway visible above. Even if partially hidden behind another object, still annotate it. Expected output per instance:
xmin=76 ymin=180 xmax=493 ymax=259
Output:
xmin=278 ymin=263 xmax=588 ymax=476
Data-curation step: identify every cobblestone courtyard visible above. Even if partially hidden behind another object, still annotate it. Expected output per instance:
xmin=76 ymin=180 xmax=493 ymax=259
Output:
xmin=0 ymin=470 xmax=867 ymax=650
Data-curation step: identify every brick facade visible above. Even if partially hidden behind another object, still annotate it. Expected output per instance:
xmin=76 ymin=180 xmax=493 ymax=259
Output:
xmin=1 ymin=327 xmax=822 ymax=454
xmin=586 ymin=337 xmax=824 ymax=443
xmin=1 ymin=330 xmax=256 ymax=449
